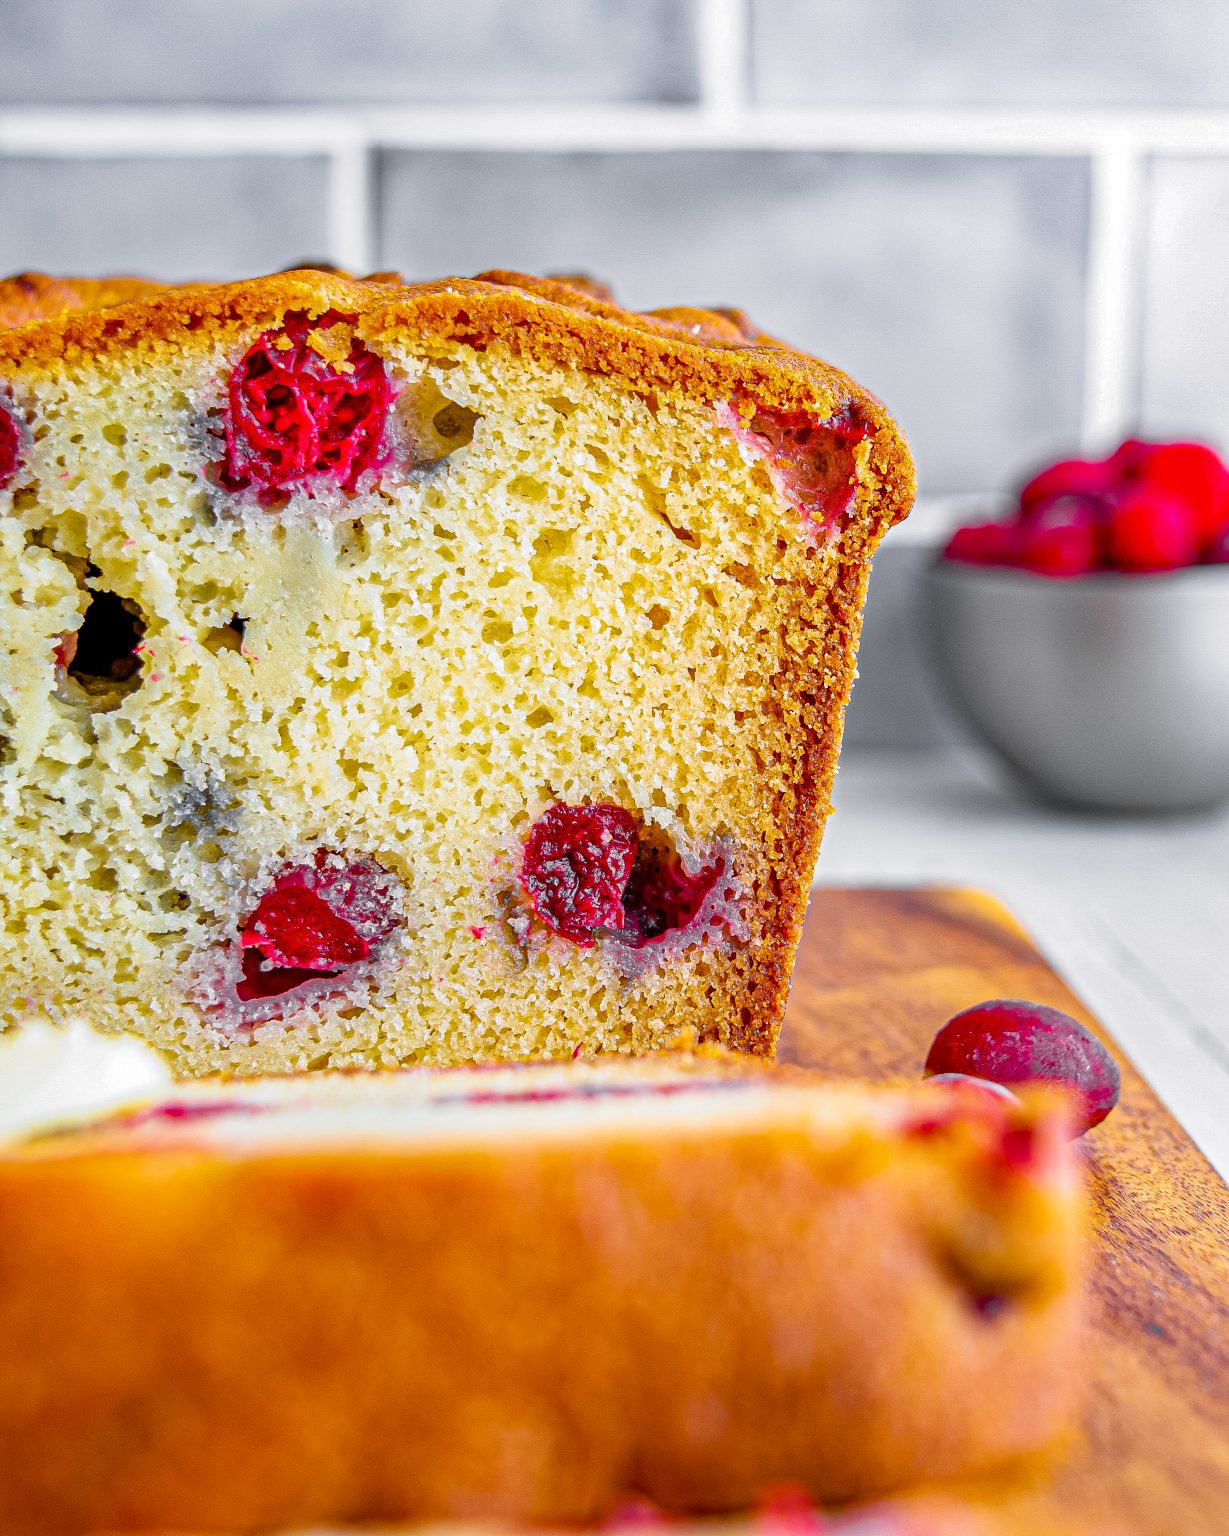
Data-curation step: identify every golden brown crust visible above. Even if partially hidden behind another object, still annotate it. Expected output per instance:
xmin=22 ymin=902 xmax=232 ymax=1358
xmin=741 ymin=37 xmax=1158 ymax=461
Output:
xmin=0 ymin=271 xmax=169 ymax=330
xmin=0 ymin=1071 xmax=1080 ymax=1533
xmin=0 ymin=267 xmax=915 ymax=529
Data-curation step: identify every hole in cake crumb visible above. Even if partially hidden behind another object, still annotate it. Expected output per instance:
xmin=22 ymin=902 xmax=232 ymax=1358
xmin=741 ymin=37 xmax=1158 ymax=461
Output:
xmin=525 ymin=705 xmax=554 ymax=728
xmin=60 ymin=584 xmax=147 ymax=707
xmin=646 ymin=604 xmax=671 ymax=631
xmin=396 ymin=373 xmax=480 ymax=470
xmin=202 ymin=616 xmax=247 ymax=656
xmin=509 ymin=474 xmax=548 ymax=503
xmin=638 ymin=475 xmax=699 ymax=548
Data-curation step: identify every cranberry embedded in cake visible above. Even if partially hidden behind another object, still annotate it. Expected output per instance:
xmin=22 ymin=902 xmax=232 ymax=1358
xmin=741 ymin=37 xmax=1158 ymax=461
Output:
xmin=217 ymin=308 xmax=395 ymax=500
xmin=234 ymin=850 xmax=401 ymax=1006
xmin=0 ymin=398 xmax=20 ymax=489
xmin=722 ymin=397 xmax=871 ymax=533
xmin=519 ymin=802 xmax=638 ymax=944
xmin=619 ymin=844 xmax=723 ymax=947
xmin=518 ymin=802 xmax=726 ymax=954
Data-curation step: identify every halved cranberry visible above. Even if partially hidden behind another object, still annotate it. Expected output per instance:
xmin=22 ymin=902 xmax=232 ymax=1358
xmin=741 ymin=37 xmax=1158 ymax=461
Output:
xmin=519 ymin=802 xmax=638 ymax=946
xmin=619 ymin=846 xmax=722 ymax=947
xmin=218 ymin=310 xmax=393 ymax=501
xmin=236 ymin=849 xmax=399 ymax=1002
xmin=0 ymin=401 xmax=20 ymax=491
xmin=731 ymin=398 xmax=870 ymax=531
xmin=242 ymin=885 xmax=369 ymax=971
xmin=925 ymin=998 xmax=1121 ymax=1135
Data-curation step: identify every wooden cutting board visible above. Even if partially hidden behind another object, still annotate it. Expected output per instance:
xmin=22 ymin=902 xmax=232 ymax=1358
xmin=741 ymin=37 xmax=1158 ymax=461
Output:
xmin=781 ymin=887 xmax=1229 ymax=1536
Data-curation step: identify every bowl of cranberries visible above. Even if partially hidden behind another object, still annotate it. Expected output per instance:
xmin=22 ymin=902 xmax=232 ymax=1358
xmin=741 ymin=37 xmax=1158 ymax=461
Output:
xmin=927 ymin=439 xmax=1229 ymax=812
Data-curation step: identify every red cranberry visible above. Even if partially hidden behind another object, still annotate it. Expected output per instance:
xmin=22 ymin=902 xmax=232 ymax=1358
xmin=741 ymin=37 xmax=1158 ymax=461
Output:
xmin=740 ymin=401 xmax=870 ymax=530
xmin=619 ymin=847 xmax=722 ymax=947
xmin=0 ymin=401 xmax=20 ymax=491
xmin=1019 ymin=456 xmax=1116 ymax=517
xmin=942 ymin=520 xmax=1020 ymax=566
xmin=242 ymin=885 xmax=369 ymax=972
xmin=754 ymin=1485 xmax=825 ymax=1535
xmin=236 ymin=849 xmax=399 ymax=1001
xmin=1112 ymin=439 xmax=1229 ymax=549
xmin=111 ymin=1100 xmax=264 ymax=1130
xmin=1017 ymin=495 xmax=1102 ymax=575
xmin=519 ymin=802 xmax=638 ymax=945
xmin=925 ymin=998 xmax=1121 ymax=1135
xmin=218 ymin=310 xmax=393 ymax=501
xmin=1105 ymin=489 xmax=1199 ymax=572
xmin=1205 ymin=527 xmax=1229 ymax=564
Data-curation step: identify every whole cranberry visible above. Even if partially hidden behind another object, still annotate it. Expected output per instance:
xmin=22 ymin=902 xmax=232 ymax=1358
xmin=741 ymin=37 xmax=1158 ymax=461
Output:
xmin=1019 ymin=456 xmax=1116 ymax=517
xmin=1112 ymin=439 xmax=1229 ymax=549
xmin=1016 ymin=495 xmax=1102 ymax=575
xmin=942 ymin=520 xmax=1019 ymax=566
xmin=925 ymin=1073 xmax=1022 ymax=1107
xmin=925 ymin=998 xmax=1121 ymax=1135
xmin=1204 ymin=528 xmax=1229 ymax=564
xmin=1105 ymin=489 xmax=1200 ymax=572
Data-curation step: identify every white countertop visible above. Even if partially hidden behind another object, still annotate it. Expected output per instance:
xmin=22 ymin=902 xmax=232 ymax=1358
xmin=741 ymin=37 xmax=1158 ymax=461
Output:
xmin=818 ymin=748 xmax=1229 ymax=1181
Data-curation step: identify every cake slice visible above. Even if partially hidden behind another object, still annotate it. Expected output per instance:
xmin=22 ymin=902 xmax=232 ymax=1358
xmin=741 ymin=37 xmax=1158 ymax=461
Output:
xmin=0 ymin=269 xmax=913 ymax=1074
xmin=0 ymin=1056 xmax=1083 ymax=1535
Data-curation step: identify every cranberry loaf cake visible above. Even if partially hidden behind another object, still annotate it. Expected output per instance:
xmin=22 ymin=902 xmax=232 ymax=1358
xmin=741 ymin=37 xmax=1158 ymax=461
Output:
xmin=0 ymin=1056 xmax=1083 ymax=1535
xmin=0 ymin=270 xmax=914 ymax=1074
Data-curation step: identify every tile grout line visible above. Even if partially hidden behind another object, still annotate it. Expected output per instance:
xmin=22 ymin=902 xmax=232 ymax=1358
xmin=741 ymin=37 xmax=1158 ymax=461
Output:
xmin=4 ymin=105 xmax=1229 ymax=157
xmin=696 ymin=0 xmax=750 ymax=118
xmin=1081 ymin=145 xmax=1146 ymax=449
xmin=326 ymin=136 xmax=376 ymax=274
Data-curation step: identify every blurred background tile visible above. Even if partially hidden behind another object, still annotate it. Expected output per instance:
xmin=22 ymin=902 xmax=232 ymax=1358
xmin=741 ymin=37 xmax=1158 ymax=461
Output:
xmin=0 ymin=0 xmax=699 ymax=105
xmin=843 ymin=542 xmax=964 ymax=749
xmin=0 ymin=157 xmax=330 ymax=281
xmin=379 ymin=148 xmax=1090 ymax=497
xmin=1138 ymin=156 xmax=1229 ymax=452
xmin=751 ymin=0 xmax=1229 ymax=109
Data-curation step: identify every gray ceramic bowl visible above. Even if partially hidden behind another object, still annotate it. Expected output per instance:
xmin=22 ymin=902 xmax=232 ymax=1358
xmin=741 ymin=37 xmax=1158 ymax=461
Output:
xmin=925 ymin=559 xmax=1229 ymax=812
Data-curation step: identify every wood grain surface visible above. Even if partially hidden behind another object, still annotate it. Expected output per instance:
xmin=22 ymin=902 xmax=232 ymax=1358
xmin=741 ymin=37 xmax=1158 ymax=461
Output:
xmin=781 ymin=886 xmax=1229 ymax=1536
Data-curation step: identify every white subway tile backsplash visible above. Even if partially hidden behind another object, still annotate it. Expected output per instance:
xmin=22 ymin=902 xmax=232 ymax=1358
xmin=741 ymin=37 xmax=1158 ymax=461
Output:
xmin=2 ymin=0 xmax=699 ymax=106
xmin=1138 ymin=156 xmax=1229 ymax=452
xmin=0 ymin=157 xmax=331 ymax=282
xmin=378 ymin=148 xmax=1089 ymax=495
xmin=751 ymin=0 xmax=1229 ymax=110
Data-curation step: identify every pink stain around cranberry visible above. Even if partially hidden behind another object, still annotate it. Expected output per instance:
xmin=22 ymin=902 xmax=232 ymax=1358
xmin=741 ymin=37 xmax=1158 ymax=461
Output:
xmin=519 ymin=801 xmax=723 ymax=949
xmin=925 ymin=998 xmax=1121 ymax=1136
xmin=0 ymin=400 xmax=21 ymax=491
xmin=236 ymin=849 xmax=400 ymax=1002
xmin=218 ymin=310 xmax=393 ymax=501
